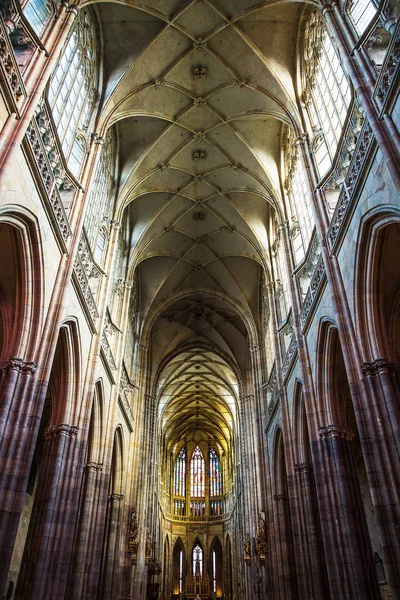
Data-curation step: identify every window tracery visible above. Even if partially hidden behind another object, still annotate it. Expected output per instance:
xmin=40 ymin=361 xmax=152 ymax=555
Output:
xmin=23 ymin=0 xmax=52 ymax=35
xmin=48 ymin=9 xmax=97 ymax=172
xmin=174 ymin=447 xmax=186 ymax=497
xmin=190 ymin=446 xmax=205 ymax=498
xmin=209 ymin=448 xmax=222 ymax=497
xmin=192 ymin=543 xmax=203 ymax=577
xmin=348 ymin=0 xmax=377 ymax=35
xmin=304 ymin=11 xmax=351 ymax=176
xmin=84 ymin=129 xmax=116 ymax=263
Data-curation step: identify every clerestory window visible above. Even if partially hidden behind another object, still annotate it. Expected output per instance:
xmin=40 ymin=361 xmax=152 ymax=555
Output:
xmin=84 ymin=129 xmax=116 ymax=263
xmin=48 ymin=9 xmax=97 ymax=173
xmin=23 ymin=0 xmax=52 ymax=36
xmin=190 ymin=446 xmax=205 ymax=498
xmin=304 ymin=11 xmax=351 ymax=177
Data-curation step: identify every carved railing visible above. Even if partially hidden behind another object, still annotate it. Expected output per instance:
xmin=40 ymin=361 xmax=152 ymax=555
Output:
xmin=35 ymin=98 xmax=77 ymax=192
xmin=101 ymin=331 xmax=116 ymax=371
xmin=322 ymin=100 xmax=364 ymax=210
xmin=164 ymin=512 xmax=229 ymax=523
xmin=0 ymin=6 xmax=27 ymax=111
xmin=328 ymin=119 xmax=374 ymax=248
xmin=295 ymin=228 xmax=321 ymax=301
xmin=26 ymin=118 xmax=72 ymax=244
xmin=300 ymin=253 xmax=326 ymax=328
xmin=73 ymin=251 xmax=99 ymax=324
xmin=373 ymin=17 xmax=400 ymax=114
xmin=281 ymin=334 xmax=297 ymax=381
xmin=119 ymin=362 xmax=135 ymax=424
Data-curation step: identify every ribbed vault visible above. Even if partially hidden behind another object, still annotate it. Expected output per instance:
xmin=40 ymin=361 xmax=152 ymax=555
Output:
xmin=87 ymin=0 xmax=307 ymax=448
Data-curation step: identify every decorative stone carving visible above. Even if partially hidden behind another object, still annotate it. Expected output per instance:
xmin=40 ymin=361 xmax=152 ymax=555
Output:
xmin=318 ymin=425 xmax=354 ymax=441
xmin=193 ymin=39 xmax=207 ymax=50
xmin=101 ymin=332 xmax=117 ymax=371
xmin=193 ymin=66 xmax=206 ymax=79
xmin=128 ymin=509 xmax=139 ymax=565
xmin=300 ymin=253 xmax=326 ymax=327
xmin=294 ymin=462 xmax=312 ymax=473
xmin=108 ymin=493 xmax=124 ymax=502
xmin=85 ymin=461 xmax=102 ymax=471
xmin=0 ymin=12 xmax=26 ymax=105
xmin=361 ymin=358 xmax=399 ymax=376
xmin=255 ymin=514 xmax=268 ymax=561
xmin=145 ymin=532 xmax=152 ymax=565
xmin=44 ymin=424 xmax=78 ymax=439
xmin=244 ymin=534 xmax=251 ymax=565
xmin=0 ymin=357 xmax=36 ymax=375
xmin=273 ymin=494 xmax=287 ymax=502
xmin=328 ymin=119 xmax=373 ymax=247
xmin=193 ymin=97 xmax=206 ymax=107
xmin=193 ymin=131 xmax=206 ymax=140
xmin=281 ymin=334 xmax=297 ymax=381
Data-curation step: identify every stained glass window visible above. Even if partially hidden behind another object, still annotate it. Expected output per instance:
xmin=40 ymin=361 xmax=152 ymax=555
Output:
xmin=213 ymin=550 xmax=217 ymax=592
xmin=193 ymin=543 xmax=203 ymax=577
xmin=190 ymin=501 xmax=205 ymax=517
xmin=209 ymin=448 xmax=222 ymax=497
xmin=190 ymin=446 xmax=205 ymax=497
xmin=174 ymin=448 xmax=186 ymax=497
xmin=179 ymin=550 xmax=183 ymax=593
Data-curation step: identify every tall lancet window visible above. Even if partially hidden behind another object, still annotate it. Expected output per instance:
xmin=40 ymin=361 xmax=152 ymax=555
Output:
xmin=193 ymin=543 xmax=203 ymax=577
xmin=174 ymin=448 xmax=186 ymax=497
xmin=23 ymin=0 xmax=52 ymax=35
xmin=190 ymin=446 xmax=205 ymax=497
xmin=304 ymin=11 xmax=351 ymax=177
xmin=209 ymin=448 xmax=222 ymax=497
xmin=48 ymin=10 xmax=97 ymax=174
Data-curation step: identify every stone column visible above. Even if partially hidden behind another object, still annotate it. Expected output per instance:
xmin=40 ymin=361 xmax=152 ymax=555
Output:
xmin=14 ymin=423 xmax=81 ymax=599
xmin=311 ymin=425 xmax=380 ymax=599
xmin=360 ymin=359 xmax=400 ymax=595
xmin=273 ymin=493 xmax=297 ymax=599
xmin=292 ymin=463 xmax=329 ymax=599
xmin=0 ymin=358 xmax=37 ymax=595
xmin=67 ymin=461 xmax=104 ymax=598
xmin=100 ymin=493 xmax=125 ymax=600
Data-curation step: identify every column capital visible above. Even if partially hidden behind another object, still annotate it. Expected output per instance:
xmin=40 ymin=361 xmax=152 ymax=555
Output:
xmin=294 ymin=462 xmax=312 ymax=473
xmin=44 ymin=424 xmax=78 ymax=439
xmin=273 ymin=493 xmax=288 ymax=502
xmin=319 ymin=424 xmax=354 ymax=441
xmin=109 ymin=493 xmax=124 ymax=502
xmin=85 ymin=461 xmax=103 ymax=471
xmin=361 ymin=358 xmax=399 ymax=376
xmin=0 ymin=357 xmax=36 ymax=375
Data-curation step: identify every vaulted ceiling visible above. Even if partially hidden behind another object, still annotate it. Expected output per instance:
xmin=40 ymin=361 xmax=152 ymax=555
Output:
xmin=88 ymin=0 xmax=307 ymax=447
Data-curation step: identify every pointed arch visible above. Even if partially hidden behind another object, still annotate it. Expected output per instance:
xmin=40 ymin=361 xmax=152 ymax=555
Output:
xmin=0 ymin=208 xmax=44 ymax=361
xmin=210 ymin=537 xmax=223 ymax=596
xmin=172 ymin=537 xmax=185 ymax=595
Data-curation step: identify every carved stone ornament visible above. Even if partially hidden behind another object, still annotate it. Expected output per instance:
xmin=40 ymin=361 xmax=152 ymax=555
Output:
xmin=193 ymin=66 xmax=207 ymax=79
xmin=128 ymin=510 xmax=139 ymax=565
xmin=44 ymin=424 xmax=78 ymax=439
xmin=361 ymin=358 xmax=398 ymax=376
xmin=193 ymin=150 xmax=205 ymax=161
xmin=145 ymin=532 xmax=152 ymax=565
xmin=255 ymin=514 xmax=268 ymax=562
xmin=0 ymin=357 xmax=36 ymax=375
xmin=244 ymin=534 xmax=251 ymax=565
xmin=318 ymin=425 xmax=354 ymax=441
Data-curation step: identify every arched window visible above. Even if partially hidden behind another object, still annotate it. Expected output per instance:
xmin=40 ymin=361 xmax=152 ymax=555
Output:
xmin=304 ymin=11 xmax=351 ymax=176
xmin=174 ymin=447 xmax=186 ymax=497
xmin=348 ymin=0 xmax=377 ymax=35
xmin=209 ymin=448 xmax=222 ymax=497
xmin=212 ymin=549 xmax=217 ymax=592
xmin=190 ymin=446 xmax=205 ymax=497
xmin=23 ymin=0 xmax=52 ymax=35
xmin=285 ymin=129 xmax=314 ymax=248
xmin=84 ymin=128 xmax=116 ymax=261
xmin=48 ymin=10 xmax=97 ymax=171
xmin=193 ymin=543 xmax=203 ymax=577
